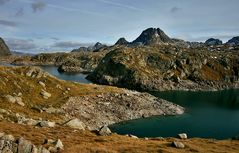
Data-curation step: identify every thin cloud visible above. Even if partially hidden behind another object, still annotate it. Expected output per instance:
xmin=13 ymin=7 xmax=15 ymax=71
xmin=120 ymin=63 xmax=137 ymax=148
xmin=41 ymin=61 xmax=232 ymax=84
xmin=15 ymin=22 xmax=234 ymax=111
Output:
xmin=5 ymin=38 xmax=37 ymax=51
xmin=15 ymin=8 xmax=24 ymax=17
xmin=31 ymin=1 xmax=46 ymax=13
xmin=51 ymin=37 xmax=60 ymax=41
xmin=53 ymin=41 xmax=93 ymax=49
xmin=0 ymin=20 xmax=18 ymax=27
xmin=18 ymin=0 xmax=107 ymax=17
xmin=0 ymin=0 xmax=10 ymax=5
xmin=97 ymin=0 xmax=144 ymax=12
xmin=170 ymin=6 xmax=182 ymax=13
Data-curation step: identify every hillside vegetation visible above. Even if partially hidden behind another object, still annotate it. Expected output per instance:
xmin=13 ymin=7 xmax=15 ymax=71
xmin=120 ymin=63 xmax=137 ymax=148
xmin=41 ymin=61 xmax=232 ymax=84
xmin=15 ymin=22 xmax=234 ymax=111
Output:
xmin=87 ymin=45 xmax=239 ymax=91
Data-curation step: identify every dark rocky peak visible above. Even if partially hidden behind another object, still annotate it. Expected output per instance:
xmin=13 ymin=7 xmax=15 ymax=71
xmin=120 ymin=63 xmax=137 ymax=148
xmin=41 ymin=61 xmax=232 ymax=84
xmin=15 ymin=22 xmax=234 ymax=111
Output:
xmin=226 ymin=36 xmax=239 ymax=46
xmin=94 ymin=42 xmax=103 ymax=48
xmin=91 ymin=42 xmax=107 ymax=51
xmin=131 ymin=28 xmax=173 ymax=45
xmin=115 ymin=37 xmax=129 ymax=45
xmin=71 ymin=47 xmax=89 ymax=52
xmin=72 ymin=42 xmax=107 ymax=52
xmin=0 ymin=37 xmax=11 ymax=56
xmin=205 ymin=38 xmax=223 ymax=46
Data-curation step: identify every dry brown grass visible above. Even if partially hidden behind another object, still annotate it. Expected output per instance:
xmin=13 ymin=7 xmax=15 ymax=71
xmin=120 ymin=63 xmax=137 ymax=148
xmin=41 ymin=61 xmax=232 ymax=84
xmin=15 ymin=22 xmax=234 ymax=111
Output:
xmin=0 ymin=66 xmax=123 ymax=121
xmin=0 ymin=121 xmax=238 ymax=153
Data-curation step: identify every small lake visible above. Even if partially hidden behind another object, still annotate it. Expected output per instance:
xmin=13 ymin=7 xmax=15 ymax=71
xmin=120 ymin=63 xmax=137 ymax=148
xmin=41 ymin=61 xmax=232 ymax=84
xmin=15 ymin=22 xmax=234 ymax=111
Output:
xmin=40 ymin=66 xmax=92 ymax=84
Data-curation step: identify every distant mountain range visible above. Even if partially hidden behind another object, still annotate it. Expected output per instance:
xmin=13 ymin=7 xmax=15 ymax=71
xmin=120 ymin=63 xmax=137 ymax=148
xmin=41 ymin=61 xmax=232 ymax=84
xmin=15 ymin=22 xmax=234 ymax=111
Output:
xmin=1 ymin=28 xmax=239 ymax=55
xmin=113 ymin=27 xmax=239 ymax=48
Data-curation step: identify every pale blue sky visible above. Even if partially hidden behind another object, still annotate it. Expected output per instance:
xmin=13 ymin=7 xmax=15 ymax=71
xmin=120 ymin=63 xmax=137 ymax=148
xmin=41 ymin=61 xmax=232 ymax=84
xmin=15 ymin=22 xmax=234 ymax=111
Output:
xmin=0 ymin=0 xmax=239 ymax=53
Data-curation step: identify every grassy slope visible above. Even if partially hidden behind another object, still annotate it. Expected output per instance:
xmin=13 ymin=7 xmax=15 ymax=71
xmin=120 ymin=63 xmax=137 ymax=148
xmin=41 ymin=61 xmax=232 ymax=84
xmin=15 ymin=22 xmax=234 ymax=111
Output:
xmin=1 ymin=121 xmax=238 ymax=153
xmin=0 ymin=66 xmax=122 ymax=122
xmin=88 ymin=45 xmax=239 ymax=91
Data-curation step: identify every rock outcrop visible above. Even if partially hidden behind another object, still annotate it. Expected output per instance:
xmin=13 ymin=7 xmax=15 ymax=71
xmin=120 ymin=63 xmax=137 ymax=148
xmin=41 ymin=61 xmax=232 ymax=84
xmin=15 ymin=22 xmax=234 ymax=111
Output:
xmin=0 ymin=37 xmax=11 ymax=56
xmin=0 ymin=133 xmax=50 ymax=153
xmin=205 ymin=38 xmax=223 ymax=46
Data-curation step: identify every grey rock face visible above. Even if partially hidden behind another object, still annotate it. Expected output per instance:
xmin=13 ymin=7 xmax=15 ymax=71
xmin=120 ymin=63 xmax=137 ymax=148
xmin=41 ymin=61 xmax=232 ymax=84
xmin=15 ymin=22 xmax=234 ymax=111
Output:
xmin=205 ymin=38 xmax=223 ymax=46
xmin=0 ymin=37 xmax=11 ymax=56
xmin=64 ymin=118 xmax=85 ymax=130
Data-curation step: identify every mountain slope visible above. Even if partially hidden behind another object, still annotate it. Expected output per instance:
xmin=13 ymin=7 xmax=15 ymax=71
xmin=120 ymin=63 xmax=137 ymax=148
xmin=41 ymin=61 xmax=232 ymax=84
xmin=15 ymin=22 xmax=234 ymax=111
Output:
xmin=87 ymin=45 xmax=239 ymax=91
xmin=0 ymin=37 xmax=11 ymax=56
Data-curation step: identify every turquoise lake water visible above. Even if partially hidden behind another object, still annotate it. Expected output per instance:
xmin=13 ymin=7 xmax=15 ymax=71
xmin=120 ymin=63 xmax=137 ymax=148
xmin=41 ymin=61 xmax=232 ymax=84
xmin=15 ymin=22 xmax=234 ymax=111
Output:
xmin=110 ymin=90 xmax=239 ymax=139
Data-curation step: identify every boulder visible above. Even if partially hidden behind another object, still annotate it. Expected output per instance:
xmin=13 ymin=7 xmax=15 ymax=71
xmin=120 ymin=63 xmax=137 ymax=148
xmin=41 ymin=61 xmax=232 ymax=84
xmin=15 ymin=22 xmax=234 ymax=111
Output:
xmin=39 ymin=81 xmax=46 ymax=88
xmin=0 ymin=133 xmax=5 ymax=138
xmin=40 ymin=90 xmax=51 ymax=99
xmin=129 ymin=134 xmax=139 ymax=139
xmin=17 ymin=137 xmax=35 ymax=153
xmin=54 ymin=139 xmax=64 ymax=149
xmin=64 ymin=118 xmax=85 ymax=130
xmin=172 ymin=141 xmax=185 ymax=149
xmin=1 ymin=134 xmax=15 ymax=141
xmin=38 ymin=146 xmax=50 ymax=153
xmin=99 ymin=126 xmax=112 ymax=136
xmin=178 ymin=133 xmax=187 ymax=139
xmin=5 ymin=95 xmax=16 ymax=103
xmin=40 ymin=121 xmax=55 ymax=128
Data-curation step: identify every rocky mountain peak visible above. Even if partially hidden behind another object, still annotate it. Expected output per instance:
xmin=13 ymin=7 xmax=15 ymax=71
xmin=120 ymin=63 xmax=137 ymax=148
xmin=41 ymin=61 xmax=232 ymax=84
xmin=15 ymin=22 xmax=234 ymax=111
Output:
xmin=131 ymin=28 xmax=173 ymax=45
xmin=115 ymin=37 xmax=129 ymax=45
xmin=205 ymin=38 xmax=223 ymax=46
xmin=94 ymin=42 xmax=103 ymax=48
xmin=92 ymin=42 xmax=107 ymax=52
xmin=0 ymin=37 xmax=11 ymax=56
xmin=227 ymin=36 xmax=239 ymax=46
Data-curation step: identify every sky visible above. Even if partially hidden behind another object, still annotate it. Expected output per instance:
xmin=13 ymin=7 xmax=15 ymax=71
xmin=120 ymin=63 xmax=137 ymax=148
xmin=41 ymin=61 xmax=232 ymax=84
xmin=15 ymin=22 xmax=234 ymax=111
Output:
xmin=0 ymin=0 xmax=239 ymax=53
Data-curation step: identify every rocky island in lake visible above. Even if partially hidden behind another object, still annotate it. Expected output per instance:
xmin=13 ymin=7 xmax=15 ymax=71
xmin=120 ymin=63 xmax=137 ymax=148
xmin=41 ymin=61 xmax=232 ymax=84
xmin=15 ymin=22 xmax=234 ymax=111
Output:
xmin=0 ymin=0 xmax=239 ymax=153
